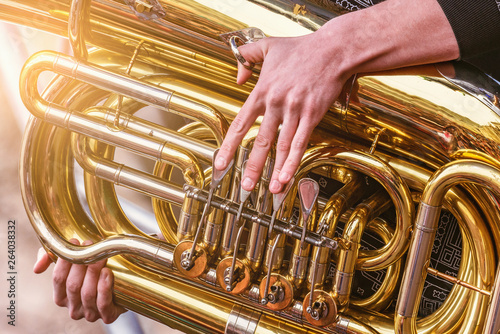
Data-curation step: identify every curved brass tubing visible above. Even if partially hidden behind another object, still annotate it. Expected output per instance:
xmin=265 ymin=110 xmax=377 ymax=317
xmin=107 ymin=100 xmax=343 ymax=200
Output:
xmin=296 ymin=146 xmax=414 ymax=271
xmin=396 ymin=159 xmax=500 ymax=334
xmin=22 ymin=71 xmax=494 ymax=332
xmin=20 ymin=115 xmax=174 ymax=268
xmin=20 ymin=114 xmax=336 ymax=334
xmin=20 ymin=49 xmax=238 ymax=251
xmin=350 ymin=218 xmax=401 ymax=312
xmin=380 ymin=156 xmax=494 ymax=334
xmin=301 ymin=172 xmax=367 ymax=327
xmin=72 ymin=133 xmax=189 ymax=227
xmin=282 ymin=145 xmax=413 ymax=322
xmin=20 ymin=51 xmax=230 ymax=144
xmin=76 ymin=106 xmax=204 ymax=188
xmin=84 ymin=94 xmax=214 ymax=244
xmin=333 ymin=190 xmax=392 ymax=310
xmin=346 ymin=174 xmax=491 ymax=333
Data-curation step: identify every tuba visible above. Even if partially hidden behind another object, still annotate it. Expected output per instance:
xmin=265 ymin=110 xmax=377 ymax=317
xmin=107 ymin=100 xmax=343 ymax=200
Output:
xmin=4 ymin=0 xmax=500 ymax=332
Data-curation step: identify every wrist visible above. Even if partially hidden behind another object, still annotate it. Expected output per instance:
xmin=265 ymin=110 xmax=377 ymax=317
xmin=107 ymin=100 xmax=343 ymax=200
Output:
xmin=316 ymin=0 xmax=459 ymax=77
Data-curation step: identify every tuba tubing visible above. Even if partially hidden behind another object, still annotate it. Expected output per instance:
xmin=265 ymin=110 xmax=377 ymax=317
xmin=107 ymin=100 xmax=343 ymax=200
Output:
xmin=396 ymin=160 xmax=500 ymax=334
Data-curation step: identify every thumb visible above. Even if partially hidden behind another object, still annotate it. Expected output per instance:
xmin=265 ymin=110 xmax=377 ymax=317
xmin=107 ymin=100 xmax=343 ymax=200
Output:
xmin=236 ymin=39 xmax=267 ymax=85
xmin=33 ymin=247 xmax=53 ymax=274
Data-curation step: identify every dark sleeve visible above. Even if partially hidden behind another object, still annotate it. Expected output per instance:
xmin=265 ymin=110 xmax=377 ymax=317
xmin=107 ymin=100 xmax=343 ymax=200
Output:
xmin=436 ymin=0 xmax=500 ymax=59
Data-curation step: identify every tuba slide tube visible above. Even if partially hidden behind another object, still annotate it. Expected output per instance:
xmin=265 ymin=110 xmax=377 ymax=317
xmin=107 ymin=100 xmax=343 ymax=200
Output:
xmin=396 ymin=159 xmax=500 ymax=333
xmin=20 ymin=120 xmax=175 ymax=268
xmin=333 ymin=190 xmax=392 ymax=310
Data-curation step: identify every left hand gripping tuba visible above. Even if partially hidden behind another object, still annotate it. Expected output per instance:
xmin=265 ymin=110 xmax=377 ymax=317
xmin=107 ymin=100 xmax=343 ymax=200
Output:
xmin=4 ymin=0 xmax=500 ymax=333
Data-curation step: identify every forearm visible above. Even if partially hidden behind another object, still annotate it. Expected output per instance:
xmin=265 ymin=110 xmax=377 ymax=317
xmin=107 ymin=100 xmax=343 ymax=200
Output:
xmin=317 ymin=0 xmax=460 ymax=79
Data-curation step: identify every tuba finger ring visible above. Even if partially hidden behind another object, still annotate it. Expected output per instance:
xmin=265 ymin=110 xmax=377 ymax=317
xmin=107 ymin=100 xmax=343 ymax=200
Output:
xmin=229 ymin=35 xmax=255 ymax=70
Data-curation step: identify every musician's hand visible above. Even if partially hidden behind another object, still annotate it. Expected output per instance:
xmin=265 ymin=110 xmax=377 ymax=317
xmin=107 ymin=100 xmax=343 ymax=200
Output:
xmin=215 ymin=32 xmax=347 ymax=194
xmin=33 ymin=239 xmax=127 ymax=324
xmin=214 ymin=0 xmax=459 ymax=194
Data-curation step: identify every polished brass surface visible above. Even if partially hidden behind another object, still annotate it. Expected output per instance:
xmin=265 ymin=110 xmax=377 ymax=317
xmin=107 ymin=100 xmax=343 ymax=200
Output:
xmin=7 ymin=0 xmax=500 ymax=333
xmin=333 ymin=190 xmax=392 ymax=310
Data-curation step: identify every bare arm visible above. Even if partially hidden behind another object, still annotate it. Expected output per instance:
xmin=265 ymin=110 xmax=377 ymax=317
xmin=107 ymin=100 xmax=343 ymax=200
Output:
xmin=214 ymin=0 xmax=459 ymax=193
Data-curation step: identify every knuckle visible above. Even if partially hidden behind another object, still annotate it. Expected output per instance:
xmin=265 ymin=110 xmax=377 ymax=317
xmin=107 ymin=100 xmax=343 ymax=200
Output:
xmin=81 ymin=289 xmax=97 ymax=305
xmin=101 ymin=314 xmax=116 ymax=325
xmin=69 ymin=308 xmax=83 ymax=320
xmin=230 ymin=115 xmax=247 ymax=134
xmin=85 ymin=310 xmax=98 ymax=323
xmin=96 ymin=295 xmax=111 ymax=313
xmin=254 ymin=134 xmax=272 ymax=150
xmin=287 ymin=96 xmax=301 ymax=110
xmin=258 ymin=36 xmax=275 ymax=48
xmin=267 ymin=91 xmax=284 ymax=108
xmin=52 ymin=273 xmax=66 ymax=287
xmin=244 ymin=160 xmax=261 ymax=174
xmin=53 ymin=296 xmax=66 ymax=307
xmin=88 ymin=261 xmax=105 ymax=273
xmin=66 ymin=281 xmax=82 ymax=295
xmin=293 ymin=133 xmax=309 ymax=150
xmin=259 ymin=37 xmax=271 ymax=49
xmin=97 ymin=281 xmax=109 ymax=297
xmin=96 ymin=299 xmax=107 ymax=312
xmin=218 ymin=144 xmax=233 ymax=156
xmin=276 ymin=139 xmax=291 ymax=153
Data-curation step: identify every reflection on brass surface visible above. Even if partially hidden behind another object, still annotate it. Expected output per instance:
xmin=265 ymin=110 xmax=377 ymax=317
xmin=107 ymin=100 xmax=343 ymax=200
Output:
xmin=6 ymin=0 xmax=500 ymax=333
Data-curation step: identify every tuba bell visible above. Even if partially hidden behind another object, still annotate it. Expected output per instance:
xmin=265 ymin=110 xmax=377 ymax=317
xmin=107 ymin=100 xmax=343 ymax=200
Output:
xmin=3 ymin=0 xmax=500 ymax=333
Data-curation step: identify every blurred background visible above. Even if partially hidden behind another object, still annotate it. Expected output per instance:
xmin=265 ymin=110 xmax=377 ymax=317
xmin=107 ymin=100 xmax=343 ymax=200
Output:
xmin=0 ymin=22 xmax=178 ymax=334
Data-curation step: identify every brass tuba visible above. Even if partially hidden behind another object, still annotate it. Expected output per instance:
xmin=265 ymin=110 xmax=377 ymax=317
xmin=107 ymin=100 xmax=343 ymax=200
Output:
xmin=4 ymin=0 xmax=500 ymax=332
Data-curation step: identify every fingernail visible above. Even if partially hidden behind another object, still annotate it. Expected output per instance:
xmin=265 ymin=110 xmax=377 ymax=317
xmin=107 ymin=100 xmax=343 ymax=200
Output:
xmin=242 ymin=177 xmax=254 ymax=190
xmin=270 ymin=179 xmax=281 ymax=192
xmin=279 ymin=172 xmax=290 ymax=183
xmin=215 ymin=156 xmax=226 ymax=169
xmin=106 ymin=272 xmax=112 ymax=285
